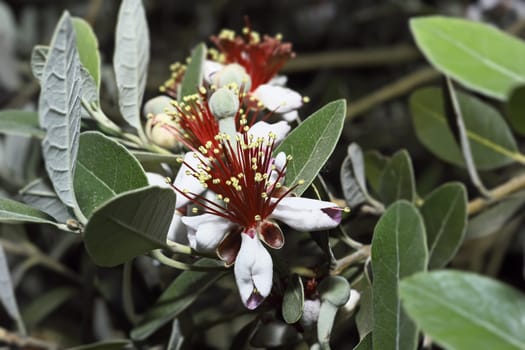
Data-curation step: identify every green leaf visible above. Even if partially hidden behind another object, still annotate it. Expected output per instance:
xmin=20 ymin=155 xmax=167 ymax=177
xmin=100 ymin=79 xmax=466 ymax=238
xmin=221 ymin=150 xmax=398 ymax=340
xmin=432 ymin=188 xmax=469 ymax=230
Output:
xmin=179 ymin=43 xmax=206 ymax=100
xmin=0 ymin=244 xmax=25 ymax=334
xmin=167 ymin=319 xmax=184 ymax=350
xmin=466 ymin=192 xmax=525 ymax=239
xmin=132 ymin=151 xmax=182 ymax=165
xmin=420 ymin=182 xmax=467 ymax=269
xmin=341 ymin=143 xmax=367 ymax=207
xmin=354 ymin=275 xmax=373 ymax=340
xmin=38 ymin=11 xmax=82 ymax=208
xmin=0 ymin=110 xmax=44 ymax=138
xmin=275 ymin=99 xmax=346 ymax=195
xmin=410 ymin=87 xmax=519 ymax=170
xmin=318 ymin=275 xmax=351 ymax=307
xmin=74 ymin=131 xmax=148 ymax=218
xmin=131 ymin=260 xmax=226 ymax=340
xmin=282 ymin=274 xmax=304 ymax=324
xmin=400 ymin=270 xmax=525 ymax=350
xmin=410 ymin=16 xmax=525 ymax=100
xmin=379 ymin=150 xmax=416 ymax=206
xmin=67 ymin=340 xmax=131 ymax=350
xmin=317 ymin=301 xmax=339 ymax=350
xmin=250 ymin=321 xmax=301 ymax=348
xmin=353 ymin=333 xmax=372 ymax=350
xmin=506 ymin=84 xmax=525 ymax=136
xmin=22 ymin=287 xmax=76 ymax=329
xmin=113 ymin=0 xmax=149 ymax=130
xmin=20 ymin=178 xmax=71 ymax=223
xmin=84 ymin=186 xmax=175 ymax=267
xmin=0 ymin=197 xmax=58 ymax=226
xmin=30 ymin=45 xmax=48 ymax=81
xmin=371 ymin=200 xmax=428 ymax=350
xmin=72 ymin=17 xmax=100 ymax=88
xmin=364 ymin=150 xmax=388 ymax=195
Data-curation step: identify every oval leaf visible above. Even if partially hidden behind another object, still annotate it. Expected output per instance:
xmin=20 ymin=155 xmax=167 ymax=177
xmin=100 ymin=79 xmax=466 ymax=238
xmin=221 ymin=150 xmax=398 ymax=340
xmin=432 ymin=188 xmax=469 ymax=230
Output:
xmin=506 ymin=84 xmax=525 ymax=136
xmin=0 ymin=244 xmax=25 ymax=334
xmin=38 ymin=11 xmax=82 ymax=208
xmin=20 ymin=178 xmax=71 ymax=223
xmin=0 ymin=110 xmax=44 ymax=138
xmin=371 ymin=200 xmax=428 ymax=350
xmin=341 ymin=143 xmax=367 ymax=207
xmin=318 ymin=275 xmax=351 ymax=307
xmin=131 ymin=260 xmax=226 ymax=340
xmin=400 ymin=270 xmax=525 ymax=350
xmin=113 ymin=0 xmax=150 ymax=130
xmin=74 ymin=131 xmax=148 ymax=218
xmin=72 ymin=17 xmax=100 ymax=88
xmin=30 ymin=45 xmax=49 ymax=81
xmin=379 ymin=150 xmax=416 ymax=206
xmin=179 ymin=43 xmax=206 ymax=100
xmin=275 ymin=99 xmax=346 ymax=195
xmin=282 ymin=274 xmax=304 ymax=324
xmin=317 ymin=301 xmax=339 ymax=350
xmin=0 ymin=197 xmax=58 ymax=226
xmin=420 ymin=182 xmax=467 ymax=269
xmin=84 ymin=186 xmax=175 ymax=267
xmin=410 ymin=87 xmax=518 ymax=170
xmin=410 ymin=16 xmax=525 ymax=100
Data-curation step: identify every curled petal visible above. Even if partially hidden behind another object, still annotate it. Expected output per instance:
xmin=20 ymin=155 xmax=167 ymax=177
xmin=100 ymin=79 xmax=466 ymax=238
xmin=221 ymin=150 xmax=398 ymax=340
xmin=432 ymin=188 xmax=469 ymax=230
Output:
xmin=268 ymin=75 xmax=287 ymax=86
xmin=282 ymin=110 xmax=298 ymax=122
xmin=217 ymin=230 xmax=242 ymax=266
xmin=253 ymin=84 xmax=302 ymax=114
xmin=248 ymin=121 xmax=291 ymax=144
xmin=271 ymin=197 xmax=342 ymax=231
xmin=258 ymin=220 xmax=284 ymax=249
xmin=203 ymin=60 xmax=224 ymax=83
xmin=181 ymin=214 xmax=234 ymax=252
xmin=174 ymin=152 xmax=206 ymax=208
xmin=234 ymin=234 xmax=273 ymax=309
xmin=146 ymin=172 xmax=172 ymax=189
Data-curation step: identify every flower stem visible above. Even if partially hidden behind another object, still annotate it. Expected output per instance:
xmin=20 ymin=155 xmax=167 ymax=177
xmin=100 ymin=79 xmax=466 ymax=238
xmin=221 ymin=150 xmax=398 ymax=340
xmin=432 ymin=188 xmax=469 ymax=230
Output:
xmin=151 ymin=250 xmax=226 ymax=271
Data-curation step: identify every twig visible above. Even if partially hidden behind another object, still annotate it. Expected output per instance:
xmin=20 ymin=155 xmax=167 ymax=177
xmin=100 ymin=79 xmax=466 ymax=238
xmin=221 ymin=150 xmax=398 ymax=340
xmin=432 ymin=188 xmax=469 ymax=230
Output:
xmin=0 ymin=326 xmax=58 ymax=350
xmin=331 ymin=245 xmax=371 ymax=276
xmin=346 ymin=67 xmax=440 ymax=121
xmin=283 ymin=45 xmax=420 ymax=73
xmin=467 ymin=172 xmax=525 ymax=215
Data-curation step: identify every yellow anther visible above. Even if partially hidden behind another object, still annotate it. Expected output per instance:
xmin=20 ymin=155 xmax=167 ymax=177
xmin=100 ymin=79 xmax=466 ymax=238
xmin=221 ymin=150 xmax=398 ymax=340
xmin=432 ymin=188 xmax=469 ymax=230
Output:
xmin=224 ymin=197 xmax=230 ymax=203
xmin=199 ymin=86 xmax=207 ymax=94
xmin=164 ymin=177 xmax=172 ymax=184
xmin=254 ymin=214 xmax=262 ymax=221
xmin=192 ymin=207 xmax=199 ymax=213
xmin=303 ymin=96 xmax=310 ymax=103
xmin=298 ymin=180 xmax=305 ymax=185
xmin=344 ymin=207 xmax=351 ymax=213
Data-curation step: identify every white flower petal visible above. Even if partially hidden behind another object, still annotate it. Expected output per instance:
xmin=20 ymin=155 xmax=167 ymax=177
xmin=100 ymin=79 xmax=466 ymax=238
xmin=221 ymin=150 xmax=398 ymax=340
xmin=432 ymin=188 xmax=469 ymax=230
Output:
xmin=268 ymin=75 xmax=287 ymax=86
xmin=203 ymin=60 xmax=224 ymax=83
xmin=271 ymin=197 xmax=342 ymax=231
xmin=248 ymin=121 xmax=291 ymax=144
xmin=181 ymin=214 xmax=233 ymax=251
xmin=234 ymin=234 xmax=273 ymax=309
xmin=173 ymin=152 xmax=206 ymax=208
xmin=253 ymin=84 xmax=303 ymax=113
xmin=166 ymin=210 xmax=188 ymax=244
xmin=269 ymin=152 xmax=287 ymax=185
xmin=282 ymin=110 xmax=298 ymax=122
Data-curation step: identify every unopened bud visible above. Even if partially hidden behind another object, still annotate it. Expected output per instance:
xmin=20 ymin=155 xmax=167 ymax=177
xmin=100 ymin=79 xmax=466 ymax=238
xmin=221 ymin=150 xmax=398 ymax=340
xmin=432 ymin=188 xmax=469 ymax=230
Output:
xmin=213 ymin=63 xmax=252 ymax=92
xmin=143 ymin=96 xmax=176 ymax=117
xmin=145 ymin=113 xmax=181 ymax=149
xmin=209 ymin=87 xmax=239 ymax=119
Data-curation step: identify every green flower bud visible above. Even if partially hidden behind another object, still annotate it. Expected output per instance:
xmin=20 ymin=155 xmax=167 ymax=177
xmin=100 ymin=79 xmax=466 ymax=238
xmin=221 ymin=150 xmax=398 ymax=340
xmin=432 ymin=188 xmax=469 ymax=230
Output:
xmin=143 ymin=95 xmax=176 ymax=117
xmin=213 ymin=63 xmax=252 ymax=92
xmin=209 ymin=87 xmax=240 ymax=119
xmin=145 ymin=113 xmax=181 ymax=149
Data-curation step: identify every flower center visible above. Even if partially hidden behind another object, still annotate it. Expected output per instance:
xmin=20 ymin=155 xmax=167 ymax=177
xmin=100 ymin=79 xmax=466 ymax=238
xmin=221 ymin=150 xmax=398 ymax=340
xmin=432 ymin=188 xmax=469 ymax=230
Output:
xmin=174 ymin=129 xmax=295 ymax=229
xmin=210 ymin=27 xmax=295 ymax=91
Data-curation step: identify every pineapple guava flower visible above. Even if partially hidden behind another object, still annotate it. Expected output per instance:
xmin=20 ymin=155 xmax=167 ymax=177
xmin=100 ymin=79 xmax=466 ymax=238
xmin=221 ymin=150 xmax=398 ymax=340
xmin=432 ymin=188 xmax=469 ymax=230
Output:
xmin=173 ymin=130 xmax=343 ymax=309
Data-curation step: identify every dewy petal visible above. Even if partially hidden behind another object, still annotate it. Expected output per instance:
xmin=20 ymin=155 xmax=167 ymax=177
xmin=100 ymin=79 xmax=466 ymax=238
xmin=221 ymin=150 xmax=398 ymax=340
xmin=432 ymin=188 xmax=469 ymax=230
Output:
xmin=234 ymin=233 xmax=273 ymax=309
xmin=252 ymin=84 xmax=303 ymax=114
xmin=271 ymin=197 xmax=342 ymax=231
xmin=203 ymin=60 xmax=224 ymax=83
xmin=174 ymin=152 xmax=207 ymax=208
xmin=248 ymin=121 xmax=291 ymax=144
xmin=181 ymin=214 xmax=234 ymax=252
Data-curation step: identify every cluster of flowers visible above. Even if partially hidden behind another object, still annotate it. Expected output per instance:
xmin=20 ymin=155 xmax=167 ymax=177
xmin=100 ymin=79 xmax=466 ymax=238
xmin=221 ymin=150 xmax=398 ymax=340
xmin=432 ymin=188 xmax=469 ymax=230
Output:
xmin=145 ymin=26 xmax=343 ymax=309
